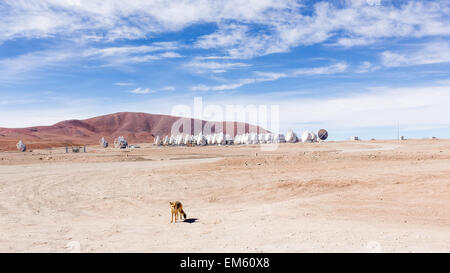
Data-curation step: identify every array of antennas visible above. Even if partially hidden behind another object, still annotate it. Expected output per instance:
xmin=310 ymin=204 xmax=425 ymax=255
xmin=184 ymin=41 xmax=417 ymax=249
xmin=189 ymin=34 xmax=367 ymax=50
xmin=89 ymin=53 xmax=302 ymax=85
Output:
xmin=114 ymin=136 xmax=128 ymax=149
xmin=154 ymin=133 xmax=233 ymax=146
xmin=16 ymin=140 xmax=26 ymax=152
xmin=153 ymin=129 xmax=328 ymax=146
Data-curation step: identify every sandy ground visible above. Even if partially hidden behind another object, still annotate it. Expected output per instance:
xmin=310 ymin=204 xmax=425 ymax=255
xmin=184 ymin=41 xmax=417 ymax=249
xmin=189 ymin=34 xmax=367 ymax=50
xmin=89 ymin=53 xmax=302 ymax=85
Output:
xmin=0 ymin=139 xmax=449 ymax=253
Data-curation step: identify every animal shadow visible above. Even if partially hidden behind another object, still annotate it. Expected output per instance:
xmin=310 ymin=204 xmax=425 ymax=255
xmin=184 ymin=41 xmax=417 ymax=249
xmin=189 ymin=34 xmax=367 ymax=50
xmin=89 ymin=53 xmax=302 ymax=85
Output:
xmin=183 ymin=218 xmax=198 ymax=224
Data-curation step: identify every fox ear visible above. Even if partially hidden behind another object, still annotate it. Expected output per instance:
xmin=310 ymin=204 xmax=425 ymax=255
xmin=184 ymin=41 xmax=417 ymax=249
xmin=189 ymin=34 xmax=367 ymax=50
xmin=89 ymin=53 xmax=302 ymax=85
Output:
xmin=169 ymin=202 xmax=173 ymax=205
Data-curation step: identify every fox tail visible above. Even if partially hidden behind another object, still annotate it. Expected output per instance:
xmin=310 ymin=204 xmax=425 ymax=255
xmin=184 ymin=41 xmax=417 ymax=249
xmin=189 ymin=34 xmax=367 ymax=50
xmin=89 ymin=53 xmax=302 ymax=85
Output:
xmin=180 ymin=209 xmax=186 ymax=219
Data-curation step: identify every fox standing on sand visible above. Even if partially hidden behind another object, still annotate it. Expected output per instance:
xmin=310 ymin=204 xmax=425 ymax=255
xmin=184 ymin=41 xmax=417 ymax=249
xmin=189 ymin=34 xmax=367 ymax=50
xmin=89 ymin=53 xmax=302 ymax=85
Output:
xmin=170 ymin=201 xmax=186 ymax=223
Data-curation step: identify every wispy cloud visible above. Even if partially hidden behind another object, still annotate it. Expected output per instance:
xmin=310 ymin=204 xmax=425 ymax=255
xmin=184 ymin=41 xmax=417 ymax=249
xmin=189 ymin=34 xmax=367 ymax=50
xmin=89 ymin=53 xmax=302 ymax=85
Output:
xmin=0 ymin=1 xmax=298 ymax=43
xmin=332 ymin=37 xmax=376 ymax=47
xmin=0 ymin=49 xmax=74 ymax=81
xmin=186 ymin=60 xmax=251 ymax=73
xmin=355 ymin=61 xmax=380 ymax=73
xmin=130 ymin=86 xmax=176 ymax=93
xmin=83 ymin=43 xmax=181 ymax=64
xmin=84 ymin=45 xmax=169 ymax=57
xmin=194 ymin=84 xmax=450 ymax=133
xmin=291 ymin=62 xmax=348 ymax=76
xmin=2 ymin=1 xmax=449 ymax=59
xmin=0 ymin=41 xmax=182 ymax=82
xmin=381 ymin=42 xmax=450 ymax=67
xmin=275 ymin=85 xmax=450 ymax=130
xmin=115 ymin=82 xmax=134 ymax=86
xmin=190 ymin=62 xmax=348 ymax=91
xmin=160 ymin=86 xmax=176 ymax=91
xmin=129 ymin=87 xmax=154 ymax=94
xmin=194 ymin=1 xmax=450 ymax=58
xmin=158 ymin=51 xmax=183 ymax=58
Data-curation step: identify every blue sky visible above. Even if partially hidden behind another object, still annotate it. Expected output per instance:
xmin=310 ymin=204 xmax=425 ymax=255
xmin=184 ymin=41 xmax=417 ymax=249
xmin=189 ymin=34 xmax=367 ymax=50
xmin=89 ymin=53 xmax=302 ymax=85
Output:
xmin=0 ymin=0 xmax=450 ymax=140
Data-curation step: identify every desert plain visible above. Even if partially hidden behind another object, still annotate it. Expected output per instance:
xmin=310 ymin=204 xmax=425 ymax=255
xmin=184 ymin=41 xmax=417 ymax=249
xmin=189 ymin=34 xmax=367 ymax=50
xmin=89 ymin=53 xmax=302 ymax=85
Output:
xmin=0 ymin=139 xmax=449 ymax=252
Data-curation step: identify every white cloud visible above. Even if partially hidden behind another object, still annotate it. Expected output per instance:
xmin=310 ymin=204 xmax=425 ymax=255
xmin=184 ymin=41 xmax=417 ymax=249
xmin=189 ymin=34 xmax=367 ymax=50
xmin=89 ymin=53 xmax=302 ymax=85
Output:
xmin=0 ymin=41 xmax=183 ymax=81
xmin=194 ymin=55 xmax=238 ymax=60
xmin=129 ymin=87 xmax=153 ymax=94
xmin=158 ymin=52 xmax=183 ymax=58
xmin=194 ymin=1 xmax=450 ymax=58
xmin=276 ymin=85 xmax=450 ymax=130
xmin=115 ymin=82 xmax=134 ymax=86
xmin=191 ymin=82 xmax=249 ymax=92
xmin=186 ymin=60 xmax=251 ymax=73
xmin=0 ymin=49 xmax=74 ymax=81
xmin=84 ymin=45 xmax=163 ymax=57
xmin=0 ymin=0 xmax=298 ymax=42
xmin=333 ymin=37 xmax=376 ymax=47
xmin=160 ymin=86 xmax=175 ymax=91
xmin=195 ymin=24 xmax=249 ymax=49
xmin=1 ymin=1 xmax=448 ymax=60
xmin=190 ymin=62 xmax=348 ymax=91
xmin=355 ymin=61 xmax=380 ymax=73
xmin=436 ymin=79 xmax=450 ymax=85
xmin=82 ymin=43 xmax=181 ymax=64
xmin=381 ymin=42 xmax=450 ymax=67
xmin=189 ymin=84 xmax=450 ymax=133
xmin=291 ymin=62 xmax=348 ymax=76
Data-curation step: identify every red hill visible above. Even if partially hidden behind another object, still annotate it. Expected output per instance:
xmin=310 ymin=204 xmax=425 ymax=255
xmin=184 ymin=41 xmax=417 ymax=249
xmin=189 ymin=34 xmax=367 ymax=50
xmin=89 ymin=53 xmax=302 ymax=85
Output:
xmin=0 ymin=112 xmax=268 ymax=151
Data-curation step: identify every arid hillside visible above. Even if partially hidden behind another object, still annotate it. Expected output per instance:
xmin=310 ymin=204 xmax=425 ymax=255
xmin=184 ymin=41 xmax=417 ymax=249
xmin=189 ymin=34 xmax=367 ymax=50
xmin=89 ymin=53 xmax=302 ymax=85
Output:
xmin=0 ymin=112 xmax=268 ymax=150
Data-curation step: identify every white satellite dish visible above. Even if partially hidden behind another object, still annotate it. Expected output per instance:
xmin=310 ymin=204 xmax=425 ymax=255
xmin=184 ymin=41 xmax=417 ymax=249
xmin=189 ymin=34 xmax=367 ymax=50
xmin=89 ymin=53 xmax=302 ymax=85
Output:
xmin=234 ymin=135 xmax=241 ymax=144
xmin=250 ymin=133 xmax=258 ymax=144
xmin=197 ymin=133 xmax=206 ymax=145
xmin=239 ymin=134 xmax=245 ymax=144
xmin=184 ymin=135 xmax=192 ymax=145
xmin=258 ymin=133 xmax=264 ymax=144
xmin=176 ymin=135 xmax=183 ymax=145
xmin=100 ymin=137 xmax=108 ymax=148
xmin=285 ymin=129 xmax=297 ymax=143
xmin=114 ymin=136 xmax=128 ymax=148
xmin=16 ymin=140 xmax=26 ymax=152
xmin=217 ymin=133 xmax=225 ymax=145
xmin=153 ymin=135 xmax=161 ymax=146
xmin=225 ymin=134 xmax=233 ymax=145
xmin=274 ymin=134 xmax=285 ymax=143
xmin=272 ymin=134 xmax=280 ymax=143
xmin=245 ymin=134 xmax=249 ymax=144
xmin=205 ymin=135 xmax=211 ymax=145
xmin=301 ymin=131 xmax=312 ymax=142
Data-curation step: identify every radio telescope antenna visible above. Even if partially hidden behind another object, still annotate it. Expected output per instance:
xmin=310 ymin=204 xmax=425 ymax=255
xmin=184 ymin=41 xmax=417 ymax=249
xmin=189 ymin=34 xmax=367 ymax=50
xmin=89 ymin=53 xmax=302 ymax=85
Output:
xmin=16 ymin=140 xmax=26 ymax=152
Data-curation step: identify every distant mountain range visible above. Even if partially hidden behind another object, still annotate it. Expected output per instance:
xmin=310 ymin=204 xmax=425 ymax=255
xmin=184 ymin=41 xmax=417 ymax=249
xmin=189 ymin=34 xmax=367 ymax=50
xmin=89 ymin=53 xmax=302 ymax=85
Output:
xmin=0 ymin=112 xmax=268 ymax=150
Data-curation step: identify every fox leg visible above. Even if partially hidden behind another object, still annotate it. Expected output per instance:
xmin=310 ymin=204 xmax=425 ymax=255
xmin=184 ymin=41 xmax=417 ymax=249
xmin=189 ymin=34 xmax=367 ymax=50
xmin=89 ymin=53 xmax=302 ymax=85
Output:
xmin=179 ymin=209 xmax=185 ymax=220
